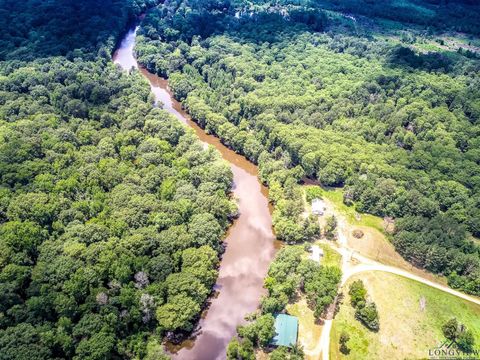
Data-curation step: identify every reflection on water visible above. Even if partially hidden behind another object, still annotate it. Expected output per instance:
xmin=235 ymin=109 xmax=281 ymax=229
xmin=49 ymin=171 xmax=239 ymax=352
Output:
xmin=113 ymin=26 xmax=279 ymax=360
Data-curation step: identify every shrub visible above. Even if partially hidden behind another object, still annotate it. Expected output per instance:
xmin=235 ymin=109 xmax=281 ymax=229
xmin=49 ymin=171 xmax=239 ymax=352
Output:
xmin=442 ymin=318 xmax=476 ymax=353
xmin=348 ymin=280 xmax=367 ymax=308
xmin=339 ymin=331 xmax=350 ymax=355
xmin=352 ymin=229 xmax=364 ymax=238
xmin=355 ymin=302 xmax=380 ymax=332
xmin=349 ymin=280 xmax=379 ymax=331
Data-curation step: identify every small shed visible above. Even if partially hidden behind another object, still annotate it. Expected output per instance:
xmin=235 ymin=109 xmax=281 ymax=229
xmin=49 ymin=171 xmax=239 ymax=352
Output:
xmin=312 ymin=198 xmax=325 ymax=215
xmin=272 ymin=314 xmax=298 ymax=348
xmin=310 ymin=245 xmax=324 ymax=262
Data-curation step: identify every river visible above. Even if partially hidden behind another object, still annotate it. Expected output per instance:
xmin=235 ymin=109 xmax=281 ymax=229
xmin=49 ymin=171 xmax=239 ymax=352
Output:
xmin=113 ymin=26 xmax=279 ymax=360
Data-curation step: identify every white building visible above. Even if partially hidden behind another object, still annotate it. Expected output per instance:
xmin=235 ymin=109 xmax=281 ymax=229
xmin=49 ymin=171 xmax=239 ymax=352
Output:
xmin=310 ymin=245 xmax=324 ymax=262
xmin=311 ymin=198 xmax=325 ymax=216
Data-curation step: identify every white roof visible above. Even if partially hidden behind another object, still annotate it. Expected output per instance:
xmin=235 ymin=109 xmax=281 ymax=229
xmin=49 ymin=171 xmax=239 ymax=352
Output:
xmin=310 ymin=245 xmax=324 ymax=262
xmin=312 ymin=198 xmax=325 ymax=213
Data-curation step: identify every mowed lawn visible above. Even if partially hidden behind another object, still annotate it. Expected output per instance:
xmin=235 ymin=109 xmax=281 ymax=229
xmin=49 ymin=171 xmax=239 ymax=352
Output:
xmin=310 ymin=187 xmax=385 ymax=233
xmin=319 ymin=243 xmax=342 ymax=267
xmin=287 ymin=298 xmax=323 ymax=360
xmin=330 ymin=272 xmax=480 ymax=360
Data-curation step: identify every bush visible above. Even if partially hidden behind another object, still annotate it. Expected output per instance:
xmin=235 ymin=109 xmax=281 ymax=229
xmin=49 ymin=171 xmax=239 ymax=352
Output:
xmin=305 ymin=186 xmax=323 ymax=202
xmin=442 ymin=318 xmax=476 ymax=353
xmin=339 ymin=331 xmax=350 ymax=355
xmin=270 ymin=345 xmax=304 ymax=360
xmin=355 ymin=302 xmax=380 ymax=332
xmin=324 ymin=216 xmax=337 ymax=240
xmin=352 ymin=229 xmax=364 ymax=238
xmin=349 ymin=280 xmax=379 ymax=331
xmin=442 ymin=318 xmax=459 ymax=341
xmin=348 ymin=280 xmax=367 ymax=308
xmin=458 ymin=330 xmax=475 ymax=353
xmin=226 ymin=337 xmax=255 ymax=360
xmin=237 ymin=314 xmax=275 ymax=348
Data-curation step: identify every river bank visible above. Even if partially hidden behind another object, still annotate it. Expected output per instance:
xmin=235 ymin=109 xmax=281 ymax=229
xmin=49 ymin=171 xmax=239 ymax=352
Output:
xmin=113 ymin=24 xmax=280 ymax=360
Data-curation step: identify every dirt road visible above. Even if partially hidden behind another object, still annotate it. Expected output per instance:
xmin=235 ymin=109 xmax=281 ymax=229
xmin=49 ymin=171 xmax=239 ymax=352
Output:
xmin=316 ymin=211 xmax=480 ymax=360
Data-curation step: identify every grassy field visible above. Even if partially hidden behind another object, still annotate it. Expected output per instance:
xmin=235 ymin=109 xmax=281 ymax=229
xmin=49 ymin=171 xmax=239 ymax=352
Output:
xmin=330 ymin=272 xmax=480 ymax=360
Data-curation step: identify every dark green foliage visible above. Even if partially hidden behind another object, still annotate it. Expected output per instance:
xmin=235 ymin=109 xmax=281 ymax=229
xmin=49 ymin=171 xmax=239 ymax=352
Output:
xmin=237 ymin=314 xmax=275 ymax=348
xmin=0 ymin=323 xmax=52 ymax=360
xmin=348 ymin=280 xmax=367 ymax=308
xmin=309 ymin=0 xmax=480 ymax=35
xmin=0 ymin=55 xmax=234 ymax=355
xmin=233 ymin=246 xmax=338 ymax=356
xmin=394 ymin=216 xmax=480 ymax=295
xmin=0 ymin=0 xmax=157 ymax=61
xmin=136 ymin=0 xmax=480 ymax=295
xmin=156 ymin=294 xmax=201 ymax=332
xmin=457 ymin=330 xmax=475 ymax=353
xmin=270 ymin=345 xmax=305 ymax=360
xmin=263 ymin=246 xmax=341 ymax=318
xmin=442 ymin=317 xmax=476 ymax=353
xmin=348 ymin=280 xmax=379 ymax=331
xmin=355 ymin=302 xmax=380 ymax=332
xmin=442 ymin=317 xmax=460 ymax=341
xmin=298 ymin=260 xmax=342 ymax=318
xmin=324 ymin=216 xmax=337 ymax=240
xmin=339 ymin=331 xmax=350 ymax=355
xmin=2 ymin=0 xmax=480 ymax=357
xmin=0 ymin=1 xmax=236 ymax=357
xmin=262 ymin=246 xmax=302 ymax=314
xmin=227 ymin=337 xmax=255 ymax=360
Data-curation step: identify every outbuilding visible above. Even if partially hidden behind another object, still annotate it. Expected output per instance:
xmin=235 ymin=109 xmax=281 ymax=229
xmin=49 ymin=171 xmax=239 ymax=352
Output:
xmin=310 ymin=245 xmax=324 ymax=262
xmin=312 ymin=198 xmax=325 ymax=215
xmin=272 ymin=314 xmax=299 ymax=348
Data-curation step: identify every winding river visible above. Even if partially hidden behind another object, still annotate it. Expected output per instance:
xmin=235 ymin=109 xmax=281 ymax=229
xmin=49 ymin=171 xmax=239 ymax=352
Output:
xmin=113 ymin=26 xmax=279 ymax=360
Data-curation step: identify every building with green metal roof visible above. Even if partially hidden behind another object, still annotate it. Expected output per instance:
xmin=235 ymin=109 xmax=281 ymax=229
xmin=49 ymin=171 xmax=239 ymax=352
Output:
xmin=271 ymin=314 xmax=299 ymax=348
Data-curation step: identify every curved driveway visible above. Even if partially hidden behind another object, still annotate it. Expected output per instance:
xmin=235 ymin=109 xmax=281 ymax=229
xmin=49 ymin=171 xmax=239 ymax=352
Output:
xmin=316 ymin=216 xmax=480 ymax=360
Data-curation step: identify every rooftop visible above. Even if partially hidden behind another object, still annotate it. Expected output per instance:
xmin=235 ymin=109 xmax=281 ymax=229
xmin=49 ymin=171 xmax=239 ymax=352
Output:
xmin=310 ymin=245 xmax=324 ymax=262
xmin=312 ymin=198 xmax=325 ymax=215
xmin=272 ymin=314 xmax=298 ymax=348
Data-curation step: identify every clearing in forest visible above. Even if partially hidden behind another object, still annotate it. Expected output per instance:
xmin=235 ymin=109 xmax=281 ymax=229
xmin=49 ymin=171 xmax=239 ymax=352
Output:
xmin=330 ymin=272 xmax=480 ymax=360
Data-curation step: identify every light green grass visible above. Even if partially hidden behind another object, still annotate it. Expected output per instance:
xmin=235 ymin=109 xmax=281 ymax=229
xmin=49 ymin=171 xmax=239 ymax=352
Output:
xmin=287 ymin=298 xmax=322 ymax=356
xmin=301 ymin=243 xmax=340 ymax=268
xmin=415 ymin=42 xmax=444 ymax=52
xmin=319 ymin=243 xmax=341 ymax=268
xmin=330 ymin=272 xmax=480 ymax=360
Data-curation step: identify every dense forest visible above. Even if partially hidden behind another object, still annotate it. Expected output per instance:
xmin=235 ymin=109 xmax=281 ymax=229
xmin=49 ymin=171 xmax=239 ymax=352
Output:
xmin=135 ymin=0 xmax=480 ymax=295
xmin=0 ymin=0 xmax=237 ymax=358
xmin=1 ymin=0 xmax=480 ymax=358
xmin=0 ymin=0 xmax=156 ymax=61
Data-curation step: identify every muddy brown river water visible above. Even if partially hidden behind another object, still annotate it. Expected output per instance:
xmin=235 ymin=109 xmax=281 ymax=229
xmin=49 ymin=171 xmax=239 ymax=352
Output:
xmin=113 ymin=26 xmax=279 ymax=360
